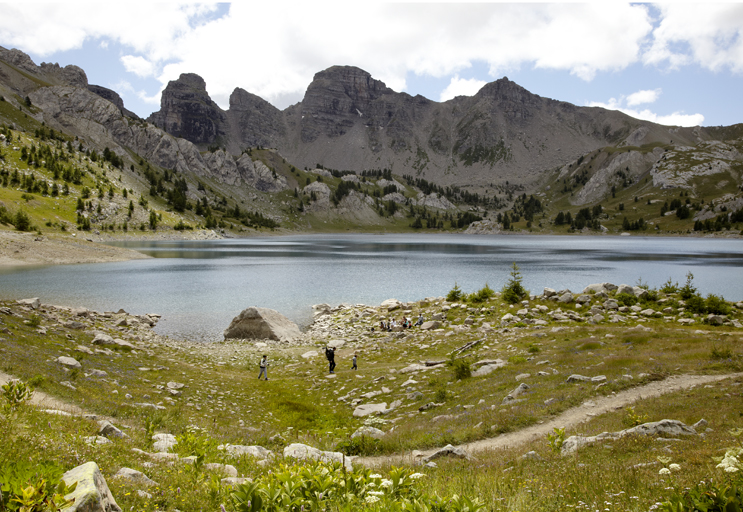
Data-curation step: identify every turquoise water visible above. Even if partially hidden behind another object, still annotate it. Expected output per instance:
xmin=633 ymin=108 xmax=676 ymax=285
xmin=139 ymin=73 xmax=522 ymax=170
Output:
xmin=1 ymin=234 xmax=741 ymax=342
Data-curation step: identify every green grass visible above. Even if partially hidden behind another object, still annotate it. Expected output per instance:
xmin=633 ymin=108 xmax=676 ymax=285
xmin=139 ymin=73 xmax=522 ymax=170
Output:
xmin=2 ymin=274 xmax=743 ymax=511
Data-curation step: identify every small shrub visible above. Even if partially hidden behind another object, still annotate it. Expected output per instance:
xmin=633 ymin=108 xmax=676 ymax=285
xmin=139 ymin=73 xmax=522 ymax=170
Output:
xmin=624 ymin=406 xmax=649 ymax=427
xmin=706 ymin=294 xmax=732 ymax=315
xmin=547 ymin=427 xmax=565 ymax=453
xmin=508 ymin=355 xmax=527 ymax=364
xmin=1 ymin=379 xmax=34 ymax=412
xmin=26 ymin=314 xmax=41 ymax=327
xmin=680 ymin=271 xmax=697 ymax=299
xmin=660 ymin=277 xmax=679 ymax=294
xmin=640 ymin=288 xmax=659 ymax=303
xmin=686 ymin=295 xmax=707 ymax=314
xmin=446 ymin=283 xmax=463 ymax=302
xmin=27 ymin=375 xmax=45 ymax=388
xmin=468 ymin=284 xmax=495 ymax=303
xmin=433 ymin=388 xmax=450 ymax=402
xmin=501 ymin=262 xmax=527 ymax=304
xmin=615 ymin=293 xmax=638 ymax=306
xmin=448 ymin=357 xmax=471 ymax=380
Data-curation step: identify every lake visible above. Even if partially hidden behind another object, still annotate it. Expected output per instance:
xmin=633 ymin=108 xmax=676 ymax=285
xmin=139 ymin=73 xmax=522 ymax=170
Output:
xmin=1 ymin=234 xmax=742 ymax=342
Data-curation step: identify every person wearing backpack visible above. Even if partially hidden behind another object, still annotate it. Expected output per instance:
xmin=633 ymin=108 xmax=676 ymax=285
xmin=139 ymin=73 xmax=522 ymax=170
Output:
xmin=258 ymin=355 xmax=269 ymax=380
xmin=325 ymin=346 xmax=336 ymax=374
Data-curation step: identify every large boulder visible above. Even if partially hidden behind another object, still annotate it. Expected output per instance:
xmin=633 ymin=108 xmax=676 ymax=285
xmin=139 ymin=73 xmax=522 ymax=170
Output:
xmin=283 ymin=443 xmax=352 ymax=470
xmin=353 ymin=403 xmax=388 ymax=417
xmin=61 ymin=461 xmax=122 ymax=512
xmin=351 ymin=426 xmax=385 ymax=439
xmin=223 ymin=307 xmax=301 ymax=341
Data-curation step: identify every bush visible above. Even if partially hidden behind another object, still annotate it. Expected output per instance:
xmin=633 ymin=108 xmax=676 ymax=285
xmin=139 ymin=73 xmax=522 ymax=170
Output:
xmin=686 ymin=295 xmax=707 ymax=314
xmin=13 ymin=209 xmax=32 ymax=231
xmin=448 ymin=357 xmax=471 ymax=380
xmin=468 ymin=284 xmax=495 ymax=303
xmin=433 ymin=387 xmax=450 ymax=402
xmin=501 ymin=262 xmax=527 ymax=304
xmin=615 ymin=293 xmax=638 ymax=306
xmin=706 ymin=294 xmax=732 ymax=315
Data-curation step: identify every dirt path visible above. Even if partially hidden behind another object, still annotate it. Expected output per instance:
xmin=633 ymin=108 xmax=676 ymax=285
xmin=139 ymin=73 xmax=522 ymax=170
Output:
xmin=355 ymin=372 xmax=743 ymax=467
xmin=0 ymin=370 xmax=88 ymax=416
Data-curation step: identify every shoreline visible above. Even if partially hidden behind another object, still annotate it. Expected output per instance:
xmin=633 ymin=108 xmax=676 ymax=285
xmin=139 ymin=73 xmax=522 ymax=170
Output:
xmin=2 ymin=227 xmax=742 ymax=269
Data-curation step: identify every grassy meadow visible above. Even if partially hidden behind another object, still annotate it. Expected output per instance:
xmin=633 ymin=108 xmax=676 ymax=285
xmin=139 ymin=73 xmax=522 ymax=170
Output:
xmin=2 ymin=275 xmax=743 ymax=511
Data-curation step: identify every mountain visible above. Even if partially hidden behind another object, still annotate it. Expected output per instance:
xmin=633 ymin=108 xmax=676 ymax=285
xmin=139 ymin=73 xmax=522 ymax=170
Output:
xmin=148 ymin=65 xmax=707 ymax=190
xmin=1 ymin=46 xmax=742 ymax=238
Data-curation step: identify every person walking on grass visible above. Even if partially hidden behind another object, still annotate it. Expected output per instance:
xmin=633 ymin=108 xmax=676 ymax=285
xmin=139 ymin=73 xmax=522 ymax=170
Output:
xmin=258 ymin=355 xmax=269 ymax=380
xmin=351 ymin=353 xmax=358 ymax=370
xmin=325 ymin=346 xmax=336 ymax=373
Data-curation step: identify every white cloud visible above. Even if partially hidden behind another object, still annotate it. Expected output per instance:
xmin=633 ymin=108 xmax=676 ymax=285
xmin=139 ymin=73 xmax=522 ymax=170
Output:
xmin=121 ymin=55 xmax=156 ymax=78
xmin=626 ymin=89 xmax=661 ymax=107
xmin=644 ymin=4 xmax=743 ymax=73
xmin=587 ymin=92 xmax=704 ymax=127
xmin=439 ymin=76 xmax=487 ymax=102
xmin=0 ymin=2 xmax=655 ymax=110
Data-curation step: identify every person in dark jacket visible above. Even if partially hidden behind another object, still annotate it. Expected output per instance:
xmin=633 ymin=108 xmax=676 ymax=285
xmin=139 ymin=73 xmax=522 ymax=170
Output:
xmin=325 ymin=346 xmax=336 ymax=373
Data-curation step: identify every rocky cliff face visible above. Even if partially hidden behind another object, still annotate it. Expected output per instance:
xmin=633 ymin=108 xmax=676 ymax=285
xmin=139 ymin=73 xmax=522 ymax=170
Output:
xmin=143 ymin=64 xmax=712 ymax=192
xmin=148 ymin=73 xmax=229 ymax=146
xmin=226 ymin=88 xmax=286 ymax=151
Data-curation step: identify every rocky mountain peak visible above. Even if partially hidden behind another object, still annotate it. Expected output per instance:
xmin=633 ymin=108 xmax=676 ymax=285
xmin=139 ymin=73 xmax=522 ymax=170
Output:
xmin=475 ymin=76 xmax=540 ymax=106
xmin=307 ymin=65 xmax=393 ymax=105
xmin=148 ymin=73 xmax=227 ymax=146
xmin=229 ymin=87 xmax=274 ymax=112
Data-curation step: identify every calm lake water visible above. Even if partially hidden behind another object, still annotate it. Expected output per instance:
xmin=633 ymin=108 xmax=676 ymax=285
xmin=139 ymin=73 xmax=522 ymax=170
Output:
xmin=1 ymin=234 xmax=742 ymax=342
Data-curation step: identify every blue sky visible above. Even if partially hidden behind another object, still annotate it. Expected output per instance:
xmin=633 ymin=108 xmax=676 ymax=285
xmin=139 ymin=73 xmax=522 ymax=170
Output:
xmin=2 ymin=2 xmax=742 ymax=127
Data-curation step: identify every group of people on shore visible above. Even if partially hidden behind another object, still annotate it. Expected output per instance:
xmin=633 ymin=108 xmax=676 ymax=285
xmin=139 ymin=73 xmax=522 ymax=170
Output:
xmin=375 ymin=313 xmax=424 ymax=332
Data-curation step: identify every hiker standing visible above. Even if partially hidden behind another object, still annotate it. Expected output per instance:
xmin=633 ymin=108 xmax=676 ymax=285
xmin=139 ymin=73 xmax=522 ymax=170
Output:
xmin=325 ymin=346 xmax=336 ymax=373
xmin=351 ymin=353 xmax=358 ymax=370
xmin=258 ymin=355 xmax=269 ymax=380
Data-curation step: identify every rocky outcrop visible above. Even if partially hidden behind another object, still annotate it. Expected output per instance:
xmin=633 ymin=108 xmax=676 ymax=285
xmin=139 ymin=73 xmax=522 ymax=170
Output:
xmin=148 ymin=73 xmax=228 ymax=147
xmin=223 ymin=307 xmax=302 ymax=341
xmin=88 ymin=85 xmax=139 ymax=119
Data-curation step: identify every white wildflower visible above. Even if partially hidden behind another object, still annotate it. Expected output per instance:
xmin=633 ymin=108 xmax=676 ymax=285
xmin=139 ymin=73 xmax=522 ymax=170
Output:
xmin=669 ymin=463 xmax=681 ymax=472
xmin=410 ymin=473 xmax=426 ymax=480
xmin=369 ymin=473 xmax=382 ymax=479
xmin=380 ymin=479 xmax=393 ymax=488
xmin=365 ymin=495 xmax=380 ymax=504
xmin=725 ymin=466 xmax=739 ymax=473
xmin=659 ymin=468 xmax=671 ymax=475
